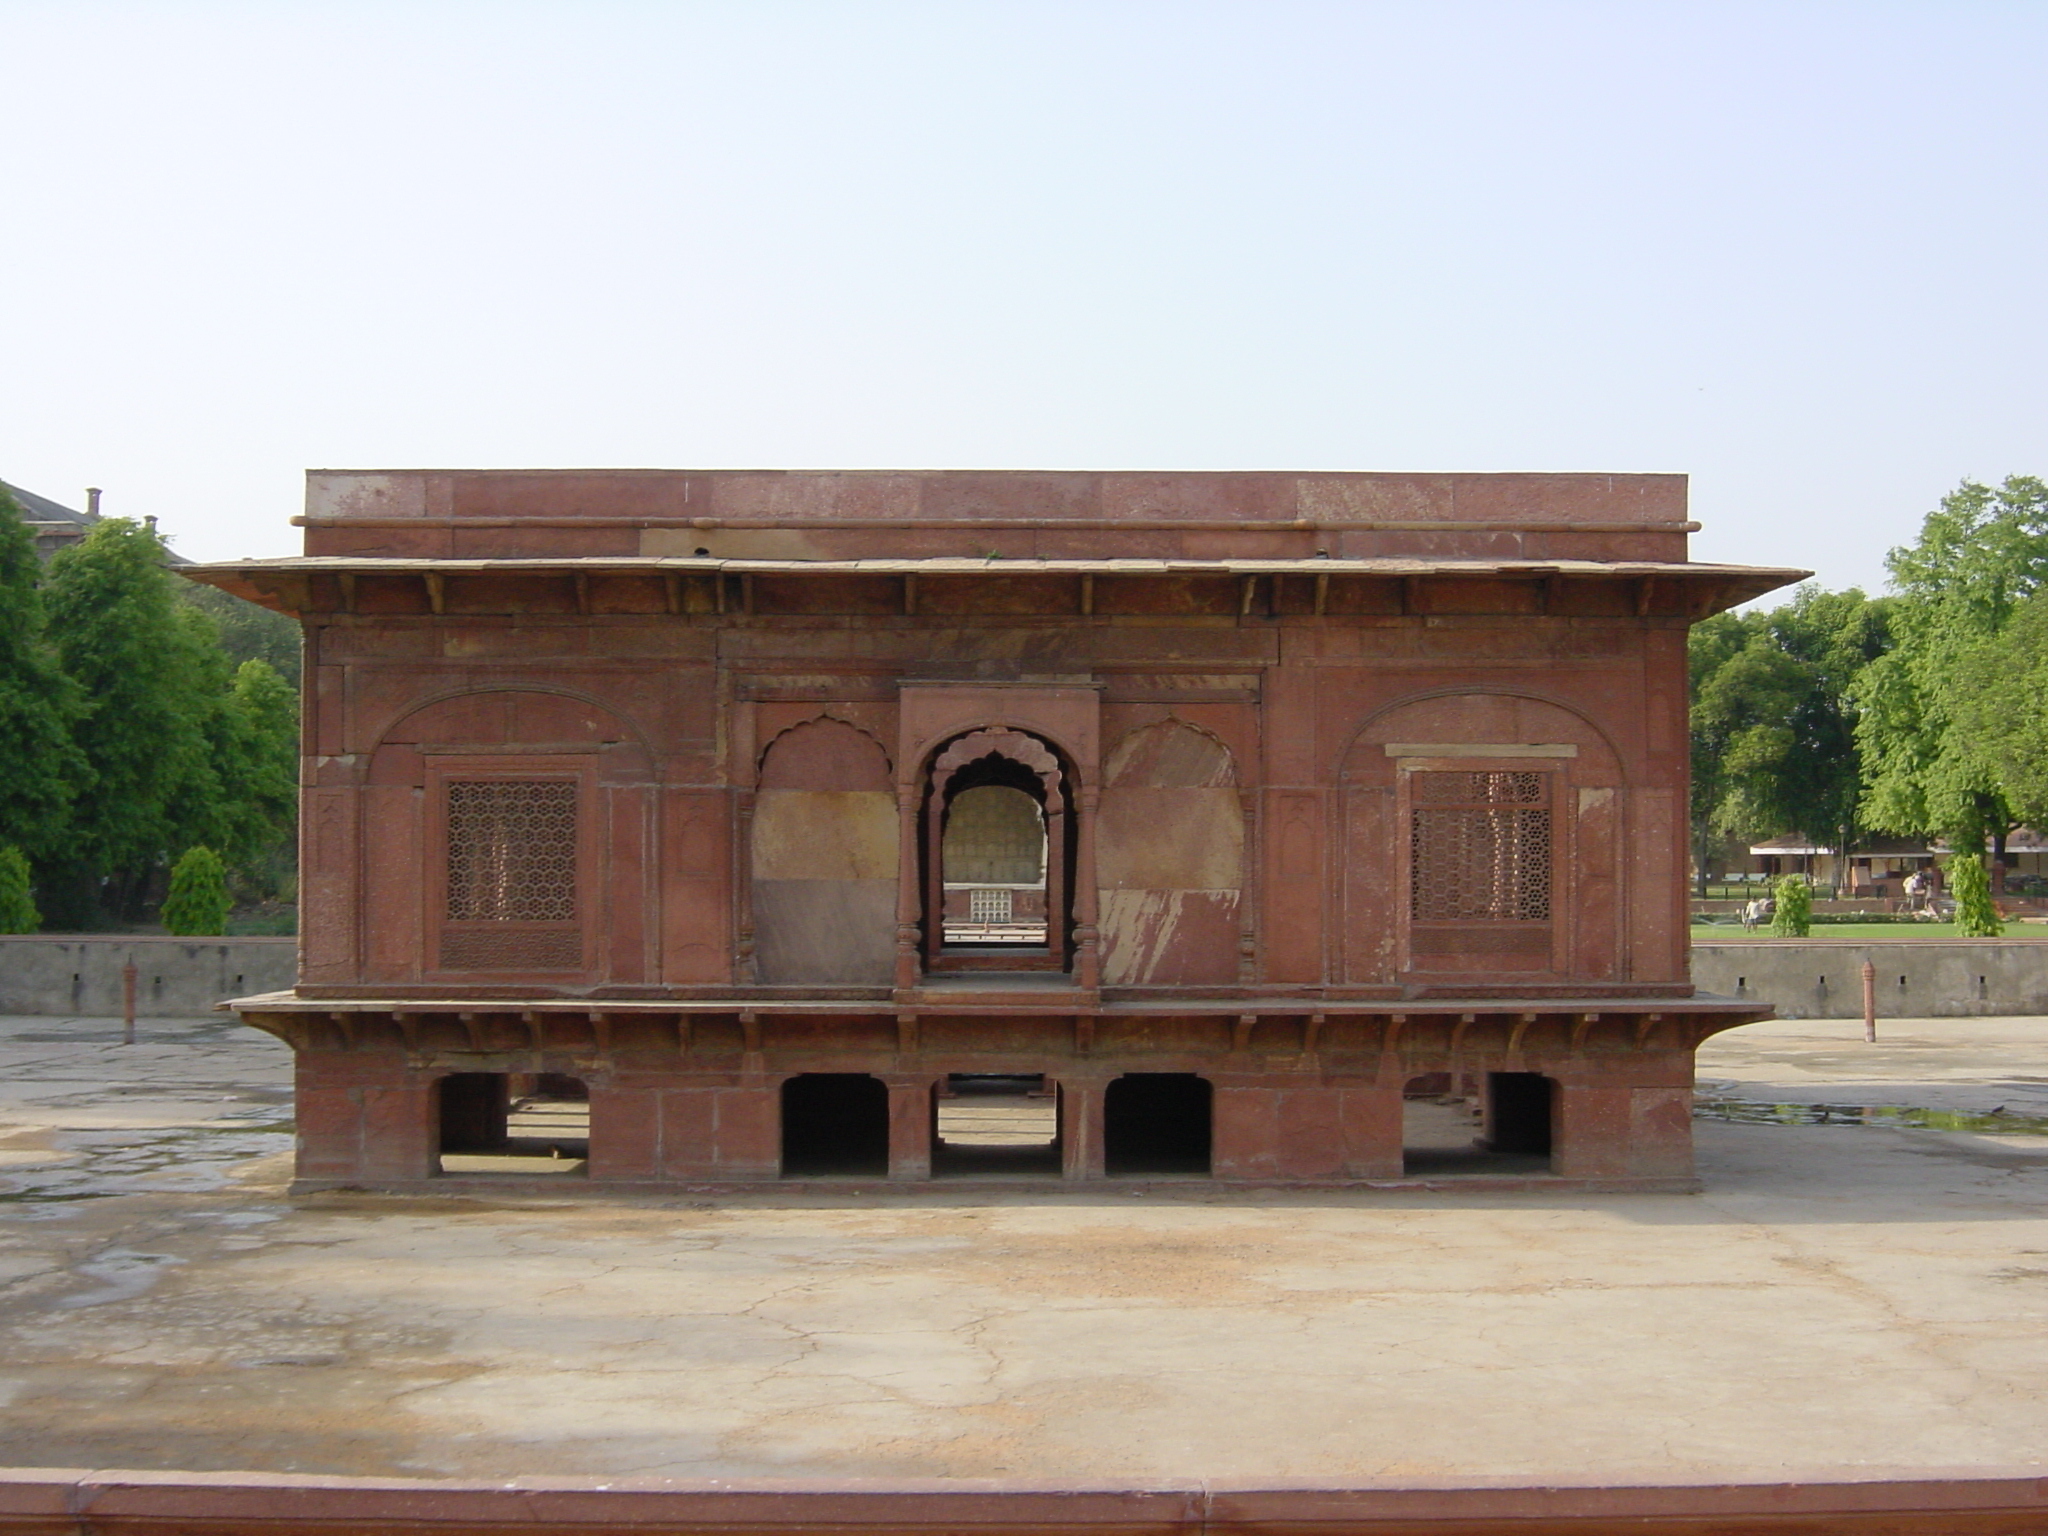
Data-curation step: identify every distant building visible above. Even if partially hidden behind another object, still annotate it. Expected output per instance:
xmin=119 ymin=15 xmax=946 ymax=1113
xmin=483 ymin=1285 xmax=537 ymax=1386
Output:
xmin=4 ymin=481 xmax=101 ymax=561
xmin=192 ymin=469 xmax=1803 ymax=1193
xmin=2 ymin=481 xmax=187 ymax=565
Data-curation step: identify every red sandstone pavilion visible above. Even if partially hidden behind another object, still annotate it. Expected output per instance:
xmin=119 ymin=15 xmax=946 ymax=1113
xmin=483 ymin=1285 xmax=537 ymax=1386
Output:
xmin=188 ymin=469 xmax=1802 ymax=1192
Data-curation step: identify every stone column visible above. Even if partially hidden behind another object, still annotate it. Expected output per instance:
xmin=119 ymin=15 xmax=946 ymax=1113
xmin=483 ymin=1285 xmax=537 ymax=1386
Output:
xmin=887 ymin=1077 xmax=933 ymax=1181
xmin=1073 ymin=786 xmax=1101 ymax=990
xmin=1059 ymin=1076 xmax=1105 ymax=1179
xmin=894 ymin=783 xmax=922 ymax=990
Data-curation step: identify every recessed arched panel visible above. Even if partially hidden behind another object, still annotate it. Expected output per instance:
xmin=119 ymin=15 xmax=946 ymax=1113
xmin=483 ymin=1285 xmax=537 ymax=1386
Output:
xmin=1097 ymin=720 xmax=1243 ymax=986
xmin=372 ymin=687 xmax=652 ymax=780
xmin=354 ymin=688 xmax=648 ymax=987
xmin=752 ymin=718 xmax=897 ymax=984
xmin=1338 ymin=691 xmax=1625 ymax=987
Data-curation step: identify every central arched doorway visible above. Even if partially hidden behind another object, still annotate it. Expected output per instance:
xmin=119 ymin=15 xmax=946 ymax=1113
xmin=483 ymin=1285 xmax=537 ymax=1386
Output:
xmin=922 ymin=728 xmax=1075 ymax=972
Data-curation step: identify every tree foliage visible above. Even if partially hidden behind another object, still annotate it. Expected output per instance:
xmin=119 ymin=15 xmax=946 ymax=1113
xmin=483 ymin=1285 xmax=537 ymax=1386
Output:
xmin=1854 ymin=476 xmax=2048 ymax=850
xmin=177 ymin=581 xmax=302 ymax=686
xmin=1769 ymin=873 xmax=1812 ymax=937
xmin=44 ymin=518 xmax=224 ymax=895
xmin=0 ymin=846 xmax=37 ymax=934
xmin=1949 ymin=851 xmax=2003 ymax=937
xmin=0 ymin=486 xmax=84 ymax=862
xmin=161 ymin=846 xmax=231 ymax=935
xmin=0 ymin=492 xmax=299 ymax=929
xmin=1689 ymin=585 xmax=1889 ymax=886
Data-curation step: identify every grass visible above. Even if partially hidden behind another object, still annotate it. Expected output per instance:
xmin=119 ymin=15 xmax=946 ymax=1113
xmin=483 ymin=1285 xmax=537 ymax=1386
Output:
xmin=1691 ymin=921 xmax=2048 ymax=941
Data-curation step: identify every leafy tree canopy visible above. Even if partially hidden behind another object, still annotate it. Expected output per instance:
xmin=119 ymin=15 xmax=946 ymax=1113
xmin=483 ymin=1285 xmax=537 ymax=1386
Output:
xmin=43 ymin=517 xmax=223 ymax=885
xmin=1855 ymin=476 xmax=2048 ymax=849
xmin=177 ymin=581 xmax=302 ymax=686
xmin=1689 ymin=585 xmax=1889 ymax=886
xmin=0 ymin=486 xmax=84 ymax=861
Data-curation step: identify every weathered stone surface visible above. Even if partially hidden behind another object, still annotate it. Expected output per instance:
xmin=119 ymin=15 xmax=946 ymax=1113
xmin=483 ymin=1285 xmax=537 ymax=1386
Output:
xmin=182 ymin=469 xmax=1807 ymax=1190
xmin=1 ymin=1013 xmax=2047 ymax=1491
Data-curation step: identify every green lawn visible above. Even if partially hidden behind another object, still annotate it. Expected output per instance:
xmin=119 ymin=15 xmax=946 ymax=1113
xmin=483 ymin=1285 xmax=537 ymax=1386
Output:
xmin=1691 ymin=921 xmax=2048 ymax=941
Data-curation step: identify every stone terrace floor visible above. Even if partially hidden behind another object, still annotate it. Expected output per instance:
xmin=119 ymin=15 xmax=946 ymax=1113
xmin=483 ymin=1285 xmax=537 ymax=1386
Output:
xmin=0 ymin=1012 xmax=2044 ymax=1484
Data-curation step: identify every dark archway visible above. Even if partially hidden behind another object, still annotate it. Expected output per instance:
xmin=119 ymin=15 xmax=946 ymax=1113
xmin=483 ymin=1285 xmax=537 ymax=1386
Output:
xmin=780 ymin=1073 xmax=890 ymax=1177
xmin=1487 ymin=1072 xmax=1555 ymax=1158
xmin=1104 ymin=1073 xmax=1212 ymax=1176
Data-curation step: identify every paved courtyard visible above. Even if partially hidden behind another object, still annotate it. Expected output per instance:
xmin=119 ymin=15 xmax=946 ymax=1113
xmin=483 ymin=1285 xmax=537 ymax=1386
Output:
xmin=0 ymin=1012 xmax=2044 ymax=1484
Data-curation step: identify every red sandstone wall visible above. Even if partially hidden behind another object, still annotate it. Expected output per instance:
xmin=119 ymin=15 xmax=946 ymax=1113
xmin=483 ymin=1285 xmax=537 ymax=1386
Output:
xmin=301 ymin=601 xmax=1690 ymax=999
xmin=299 ymin=469 xmax=1694 ymax=564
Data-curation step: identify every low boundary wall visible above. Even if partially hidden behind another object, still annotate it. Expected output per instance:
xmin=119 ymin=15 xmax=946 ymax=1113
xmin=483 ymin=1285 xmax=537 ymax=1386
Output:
xmin=2 ymin=936 xmax=2041 ymax=1023
xmin=0 ymin=936 xmax=296 ymax=1017
xmin=2 ymin=1470 xmax=2047 ymax=1536
xmin=1694 ymin=938 xmax=2048 ymax=1019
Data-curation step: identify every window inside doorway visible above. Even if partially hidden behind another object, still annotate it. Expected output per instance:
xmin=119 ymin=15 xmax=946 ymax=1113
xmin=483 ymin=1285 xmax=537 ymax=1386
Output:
xmin=921 ymin=729 xmax=1074 ymax=972
xmin=942 ymin=784 xmax=1048 ymax=944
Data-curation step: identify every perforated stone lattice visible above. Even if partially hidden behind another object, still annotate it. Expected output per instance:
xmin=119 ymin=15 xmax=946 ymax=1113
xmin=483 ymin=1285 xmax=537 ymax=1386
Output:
xmin=1410 ymin=772 xmax=1551 ymax=922
xmin=445 ymin=780 xmax=578 ymax=923
xmin=1412 ymin=770 xmax=1544 ymax=806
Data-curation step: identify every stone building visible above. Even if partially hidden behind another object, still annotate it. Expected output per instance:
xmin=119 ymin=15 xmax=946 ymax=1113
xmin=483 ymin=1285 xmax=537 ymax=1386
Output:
xmin=190 ymin=470 xmax=1800 ymax=1191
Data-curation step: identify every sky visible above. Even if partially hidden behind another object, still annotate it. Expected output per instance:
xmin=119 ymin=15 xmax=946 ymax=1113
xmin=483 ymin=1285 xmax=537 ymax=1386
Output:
xmin=4 ymin=0 xmax=2044 ymax=592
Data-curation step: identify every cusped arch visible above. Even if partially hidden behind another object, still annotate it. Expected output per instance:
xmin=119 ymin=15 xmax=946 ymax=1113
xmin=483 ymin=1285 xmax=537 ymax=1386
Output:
xmin=904 ymin=714 xmax=1090 ymax=788
xmin=1104 ymin=717 xmax=1238 ymax=789
xmin=1338 ymin=686 xmax=1624 ymax=783
xmin=926 ymin=728 xmax=1067 ymax=809
xmin=757 ymin=715 xmax=893 ymax=791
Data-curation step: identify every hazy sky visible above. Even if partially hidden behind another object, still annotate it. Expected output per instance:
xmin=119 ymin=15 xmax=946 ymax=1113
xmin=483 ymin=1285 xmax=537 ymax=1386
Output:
xmin=5 ymin=1 xmax=2044 ymax=592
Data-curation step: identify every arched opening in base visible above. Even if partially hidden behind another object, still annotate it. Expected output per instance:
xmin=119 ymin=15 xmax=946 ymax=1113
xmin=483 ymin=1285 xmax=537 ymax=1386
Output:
xmin=931 ymin=1073 xmax=1061 ymax=1178
xmin=437 ymin=1071 xmax=588 ymax=1175
xmin=1104 ymin=1073 xmax=1211 ymax=1176
xmin=780 ymin=1073 xmax=890 ymax=1178
xmin=1401 ymin=1071 xmax=1553 ymax=1176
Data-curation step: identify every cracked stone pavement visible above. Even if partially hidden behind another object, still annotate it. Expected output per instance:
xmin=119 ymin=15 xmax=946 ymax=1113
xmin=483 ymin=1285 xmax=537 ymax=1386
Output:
xmin=0 ymin=1012 xmax=2044 ymax=1482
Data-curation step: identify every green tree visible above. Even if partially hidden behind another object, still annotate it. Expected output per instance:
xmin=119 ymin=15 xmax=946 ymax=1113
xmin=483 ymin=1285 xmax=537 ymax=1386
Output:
xmin=1948 ymin=851 xmax=2003 ymax=937
xmin=160 ymin=845 xmax=230 ymax=935
xmin=1769 ymin=872 xmax=1812 ymax=937
xmin=1855 ymin=476 xmax=2048 ymax=856
xmin=1946 ymin=588 xmax=2048 ymax=828
xmin=0 ymin=845 xmax=37 ymax=933
xmin=0 ymin=485 xmax=84 ymax=863
xmin=177 ymin=581 xmax=302 ymax=686
xmin=42 ymin=518 xmax=224 ymax=917
xmin=1689 ymin=586 xmax=1888 ymax=891
xmin=199 ymin=659 xmax=299 ymax=883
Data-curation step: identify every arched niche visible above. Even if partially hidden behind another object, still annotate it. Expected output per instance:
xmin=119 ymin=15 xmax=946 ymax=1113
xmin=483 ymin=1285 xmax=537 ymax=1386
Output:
xmin=1097 ymin=720 xmax=1243 ymax=986
xmin=752 ymin=718 xmax=897 ymax=984
xmin=921 ymin=728 xmax=1072 ymax=971
xmin=354 ymin=688 xmax=652 ymax=985
xmin=1337 ymin=691 xmax=1626 ymax=987
xmin=370 ymin=688 xmax=652 ymax=783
